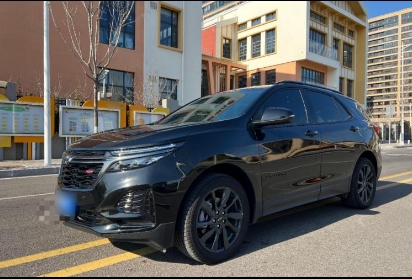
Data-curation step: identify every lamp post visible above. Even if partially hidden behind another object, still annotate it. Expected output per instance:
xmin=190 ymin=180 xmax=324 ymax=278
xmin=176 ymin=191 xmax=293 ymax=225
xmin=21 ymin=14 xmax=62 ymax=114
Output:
xmin=410 ymin=101 xmax=412 ymax=143
xmin=400 ymin=42 xmax=412 ymax=145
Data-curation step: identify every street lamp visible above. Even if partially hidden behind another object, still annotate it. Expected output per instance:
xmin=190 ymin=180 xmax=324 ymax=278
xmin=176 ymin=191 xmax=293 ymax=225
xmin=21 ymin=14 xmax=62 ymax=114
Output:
xmin=400 ymin=41 xmax=412 ymax=145
xmin=410 ymin=101 xmax=412 ymax=143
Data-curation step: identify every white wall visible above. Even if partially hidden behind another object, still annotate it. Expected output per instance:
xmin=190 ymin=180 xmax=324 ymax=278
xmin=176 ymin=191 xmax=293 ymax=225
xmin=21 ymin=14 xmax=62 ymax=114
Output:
xmin=143 ymin=1 xmax=202 ymax=106
xmin=218 ymin=1 xmax=309 ymax=70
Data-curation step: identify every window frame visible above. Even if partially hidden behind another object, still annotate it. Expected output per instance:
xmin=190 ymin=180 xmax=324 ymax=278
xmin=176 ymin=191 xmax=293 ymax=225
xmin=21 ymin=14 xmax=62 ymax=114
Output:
xmin=265 ymin=69 xmax=276 ymax=85
xmin=266 ymin=11 xmax=276 ymax=22
xmin=98 ymin=68 xmax=135 ymax=104
xmin=158 ymin=3 xmax=182 ymax=51
xmin=99 ymin=1 xmax=136 ymax=50
xmin=251 ymin=72 xmax=261 ymax=86
xmin=251 ymin=33 xmax=261 ymax=58
xmin=238 ymin=38 xmax=247 ymax=61
xmin=251 ymin=17 xmax=261 ymax=27
xmin=266 ymin=29 xmax=276 ymax=54
xmin=159 ymin=77 xmax=178 ymax=100
xmin=222 ymin=37 xmax=231 ymax=59
xmin=343 ymin=43 xmax=354 ymax=68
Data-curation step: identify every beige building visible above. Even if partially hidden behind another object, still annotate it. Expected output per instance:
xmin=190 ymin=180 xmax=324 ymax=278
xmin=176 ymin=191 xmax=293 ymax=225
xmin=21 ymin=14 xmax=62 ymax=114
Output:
xmin=367 ymin=7 xmax=412 ymax=142
xmin=201 ymin=1 xmax=368 ymax=106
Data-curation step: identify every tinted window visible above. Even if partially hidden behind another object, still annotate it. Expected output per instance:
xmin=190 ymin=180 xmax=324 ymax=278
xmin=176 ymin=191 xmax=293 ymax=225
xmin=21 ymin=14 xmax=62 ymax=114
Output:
xmin=254 ymin=89 xmax=308 ymax=125
xmin=158 ymin=88 xmax=267 ymax=124
xmin=334 ymin=98 xmax=352 ymax=121
xmin=303 ymin=90 xmax=340 ymax=124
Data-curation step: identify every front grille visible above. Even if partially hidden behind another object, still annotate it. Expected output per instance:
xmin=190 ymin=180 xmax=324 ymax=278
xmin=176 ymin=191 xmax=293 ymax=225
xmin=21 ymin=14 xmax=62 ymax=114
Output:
xmin=76 ymin=210 xmax=107 ymax=226
xmin=60 ymin=162 xmax=103 ymax=189
xmin=68 ymin=150 xmax=106 ymax=157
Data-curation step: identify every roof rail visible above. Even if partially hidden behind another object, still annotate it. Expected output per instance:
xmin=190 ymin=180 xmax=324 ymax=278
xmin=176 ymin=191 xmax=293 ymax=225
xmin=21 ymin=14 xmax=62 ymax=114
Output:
xmin=276 ymin=80 xmax=342 ymax=95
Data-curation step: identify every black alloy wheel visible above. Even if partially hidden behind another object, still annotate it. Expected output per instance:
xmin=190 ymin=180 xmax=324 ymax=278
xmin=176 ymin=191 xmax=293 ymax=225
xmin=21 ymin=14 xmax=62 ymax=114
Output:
xmin=175 ymin=173 xmax=250 ymax=264
xmin=342 ymin=158 xmax=377 ymax=209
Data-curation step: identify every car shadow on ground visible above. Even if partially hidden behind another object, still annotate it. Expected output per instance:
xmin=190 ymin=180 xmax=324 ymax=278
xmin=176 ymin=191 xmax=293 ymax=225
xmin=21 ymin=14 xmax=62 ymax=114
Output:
xmin=110 ymin=179 xmax=412 ymax=266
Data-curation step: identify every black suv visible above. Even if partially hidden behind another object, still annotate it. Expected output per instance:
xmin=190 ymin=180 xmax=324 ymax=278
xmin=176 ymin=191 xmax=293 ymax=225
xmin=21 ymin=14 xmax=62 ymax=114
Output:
xmin=56 ymin=81 xmax=382 ymax=264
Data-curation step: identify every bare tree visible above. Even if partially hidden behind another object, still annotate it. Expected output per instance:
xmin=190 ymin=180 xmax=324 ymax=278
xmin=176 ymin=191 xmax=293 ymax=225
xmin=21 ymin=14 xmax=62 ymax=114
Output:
xmin=49 ymin=1 xmax=137 ymax=133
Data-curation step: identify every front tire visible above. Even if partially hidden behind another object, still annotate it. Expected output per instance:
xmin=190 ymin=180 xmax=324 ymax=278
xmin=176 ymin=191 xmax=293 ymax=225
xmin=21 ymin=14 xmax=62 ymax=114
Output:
xmin=175 ymin=173 xmax=250 ymax=264
xmin=342 ymin=158 xmax=377 ymax=209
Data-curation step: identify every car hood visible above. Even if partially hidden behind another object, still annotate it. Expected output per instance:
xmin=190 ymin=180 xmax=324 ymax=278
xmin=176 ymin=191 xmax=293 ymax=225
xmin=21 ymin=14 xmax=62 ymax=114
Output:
xmin=68 ymin=121 xmax=228 ymax=150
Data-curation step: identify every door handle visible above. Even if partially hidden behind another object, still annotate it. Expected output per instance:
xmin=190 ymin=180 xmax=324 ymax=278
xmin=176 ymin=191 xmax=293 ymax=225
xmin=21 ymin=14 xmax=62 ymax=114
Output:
xmin=305 ymin=130 xmax=319 ymax=137
xmin=350 ymin=126 xmax=359 ymax=132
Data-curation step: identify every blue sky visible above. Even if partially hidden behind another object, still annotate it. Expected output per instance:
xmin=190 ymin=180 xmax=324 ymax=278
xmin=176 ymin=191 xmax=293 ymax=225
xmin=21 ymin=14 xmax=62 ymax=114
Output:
xmin=363 ymin=1 xmax=412 ymax=18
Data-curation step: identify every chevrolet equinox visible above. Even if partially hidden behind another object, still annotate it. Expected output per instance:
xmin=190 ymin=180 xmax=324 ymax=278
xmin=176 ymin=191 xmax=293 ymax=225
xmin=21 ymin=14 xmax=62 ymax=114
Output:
xmin=56 ymin=81 xmax=382 ymax=264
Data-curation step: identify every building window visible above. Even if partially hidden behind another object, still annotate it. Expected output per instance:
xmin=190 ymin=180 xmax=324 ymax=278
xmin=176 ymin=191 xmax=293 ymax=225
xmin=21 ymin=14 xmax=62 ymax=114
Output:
xmin=201 ymin=69 xmax=209 ymax=97
xmin=333 ymin=38 xmax=340 ymax=61
xmin=266 ymin=11 xmax=276 ymax=21
xmin=239 ymin=38 xmax=247 ymax=61
xmin=99 ymin=1 xmax=135 ymax=50
xmin=347 ymin=79 xmax=353 ymax=98
xmin=219 ymin=73 xmax=226 ymax=92
xmin=310 ymin=29 xmax=326 ymax=44
xmin=333 ymin=22 xmax=345 ymax=33
xmin=99 ymin=69 xmax=134 ymax=103
xmin=343 ymin=43 xmax=353 ymax=68
xmin=251 ymin=17 xmax=261 ymax=26
xmin=160 ymin=6 xmax=179 ymax=48
xmin=339 ymin=77 xmax=344 ymax=93
xmin=348 ymin=29 xmax=355 ymax=38
xmin=310 ymin=11 xmax=326 ymax=24
xmin=251 ymin=72 xmax=261 ymax=86
xmin=266 ymin=29 xmax=276 ymax=54
xmin=159 ymin=77 xmax=178 ymax=100
xmin=223 ymin=38 xmax=231 ymax=59
xmin=252 ymin=34 xmax=261 ymax=58
xmin=266 ymin=70 xmax=276 ymax=84
xmin=238 ymin=22 xmax=247 ymax=31
xmin=238 ymin=75 xmax=246 ymax=88
xmin=301 ymin=67 xmax=324 ymax=85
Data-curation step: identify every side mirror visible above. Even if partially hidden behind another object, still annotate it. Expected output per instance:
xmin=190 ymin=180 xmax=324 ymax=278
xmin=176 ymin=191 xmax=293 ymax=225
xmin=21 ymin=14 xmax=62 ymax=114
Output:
xmin=252 ymin=107 xmax=295 ymax=127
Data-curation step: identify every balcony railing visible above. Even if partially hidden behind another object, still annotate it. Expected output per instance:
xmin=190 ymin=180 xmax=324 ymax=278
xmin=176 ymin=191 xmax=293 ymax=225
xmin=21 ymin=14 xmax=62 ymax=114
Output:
xmin=309 ymin=40 xmax=338 ymax=61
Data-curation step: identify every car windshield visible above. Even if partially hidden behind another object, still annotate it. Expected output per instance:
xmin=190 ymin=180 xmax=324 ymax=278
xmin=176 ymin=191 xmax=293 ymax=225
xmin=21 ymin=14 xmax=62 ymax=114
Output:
xmin=157 ymin=87 xmax=270 ymax=124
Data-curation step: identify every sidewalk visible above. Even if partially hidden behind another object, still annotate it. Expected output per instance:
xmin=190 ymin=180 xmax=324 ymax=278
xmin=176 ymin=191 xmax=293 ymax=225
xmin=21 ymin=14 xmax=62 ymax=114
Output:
xmin=0 ymin=159 xmax=61 ymax=178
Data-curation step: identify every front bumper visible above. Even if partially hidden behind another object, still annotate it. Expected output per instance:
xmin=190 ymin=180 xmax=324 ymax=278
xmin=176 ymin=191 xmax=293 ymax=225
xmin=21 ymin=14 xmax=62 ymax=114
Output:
xmin=64 ymin=220 xmax=176 ymax=251
xmin=56 ymin=151 xmax=188 ymax=252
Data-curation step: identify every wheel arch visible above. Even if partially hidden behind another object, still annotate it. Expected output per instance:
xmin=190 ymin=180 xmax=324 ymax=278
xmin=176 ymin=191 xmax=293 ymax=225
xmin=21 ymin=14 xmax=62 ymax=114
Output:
xmin=358 ymin=150 xmax=378 ymax=175
xmin=176 ymin=163 xmax=258 ymax=226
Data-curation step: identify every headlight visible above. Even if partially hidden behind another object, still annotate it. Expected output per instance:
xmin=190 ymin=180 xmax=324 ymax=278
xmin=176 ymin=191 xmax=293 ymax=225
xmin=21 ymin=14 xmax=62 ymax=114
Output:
xmin=109 ymin=142 xmax=184 ymax=156
xmin=107 ymin=155 xmax=166 ymax=172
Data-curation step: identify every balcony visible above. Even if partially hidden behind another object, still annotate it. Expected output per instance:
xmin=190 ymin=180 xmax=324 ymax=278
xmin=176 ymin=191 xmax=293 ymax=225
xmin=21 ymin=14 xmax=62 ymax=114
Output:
xmin=309 ymin=40 xmax=338 ymax=61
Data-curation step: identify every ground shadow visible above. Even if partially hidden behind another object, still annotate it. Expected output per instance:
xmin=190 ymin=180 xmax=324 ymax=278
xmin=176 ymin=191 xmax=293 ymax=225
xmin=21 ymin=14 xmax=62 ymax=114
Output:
xmin=110 ymin=179 xmax=412 ymax=265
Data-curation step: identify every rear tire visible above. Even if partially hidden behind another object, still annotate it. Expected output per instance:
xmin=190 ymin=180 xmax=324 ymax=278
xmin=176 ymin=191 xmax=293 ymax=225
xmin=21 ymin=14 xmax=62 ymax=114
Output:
xmin=175 ymin=173 xmax=250 ymax=264
xmin=342 ymin=158 xmax=377 ymax=209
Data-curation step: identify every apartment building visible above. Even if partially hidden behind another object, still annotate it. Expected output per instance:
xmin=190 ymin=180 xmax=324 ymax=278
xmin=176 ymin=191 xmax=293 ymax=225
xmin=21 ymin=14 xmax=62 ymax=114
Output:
xmin=201 ymin=1 xmax=368 ymax=106
xmin=367 ymin=7 xmax=412 ymax=142
xmin=0 ymin=1 xmax=202 ymax=107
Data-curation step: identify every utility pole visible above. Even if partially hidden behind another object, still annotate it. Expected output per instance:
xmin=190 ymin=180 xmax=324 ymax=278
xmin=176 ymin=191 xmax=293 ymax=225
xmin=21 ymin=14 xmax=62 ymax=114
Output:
xmin=44 ymin=1 xmax=51 ymax=166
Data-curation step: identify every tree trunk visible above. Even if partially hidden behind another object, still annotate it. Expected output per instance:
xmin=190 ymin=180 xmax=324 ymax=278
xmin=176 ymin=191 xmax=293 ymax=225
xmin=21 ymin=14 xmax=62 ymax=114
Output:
xmin=94 ymin=80 xmax=99 ymax=134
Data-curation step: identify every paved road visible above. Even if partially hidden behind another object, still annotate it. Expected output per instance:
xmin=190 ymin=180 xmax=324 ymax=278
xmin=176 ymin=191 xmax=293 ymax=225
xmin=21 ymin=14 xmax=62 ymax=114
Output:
xmin=0 ymin=148 xmax=411 ymax=276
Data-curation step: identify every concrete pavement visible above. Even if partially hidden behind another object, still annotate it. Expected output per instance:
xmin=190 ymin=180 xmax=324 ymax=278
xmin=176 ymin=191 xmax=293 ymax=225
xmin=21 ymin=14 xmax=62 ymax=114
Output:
xmin=0 ymin=159 xmax=61 ymax=178
xmin=0 ymin=142 xmax=411 ymax=179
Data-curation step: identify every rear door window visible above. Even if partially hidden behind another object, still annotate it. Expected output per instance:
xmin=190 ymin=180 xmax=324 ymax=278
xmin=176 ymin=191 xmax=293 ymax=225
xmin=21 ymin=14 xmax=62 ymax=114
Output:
xmin=302 ymin=90 xmax=341 ymax=124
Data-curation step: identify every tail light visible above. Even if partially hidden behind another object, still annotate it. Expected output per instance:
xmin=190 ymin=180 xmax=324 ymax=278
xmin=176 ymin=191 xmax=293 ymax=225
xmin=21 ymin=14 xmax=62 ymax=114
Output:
xmin=372 ymin=123 xmax=380 ymax=135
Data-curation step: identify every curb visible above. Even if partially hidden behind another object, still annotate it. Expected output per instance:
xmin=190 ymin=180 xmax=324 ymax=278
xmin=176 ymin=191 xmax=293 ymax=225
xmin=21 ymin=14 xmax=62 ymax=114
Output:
xmin=0 ymin=167 xmax=60 ymax=179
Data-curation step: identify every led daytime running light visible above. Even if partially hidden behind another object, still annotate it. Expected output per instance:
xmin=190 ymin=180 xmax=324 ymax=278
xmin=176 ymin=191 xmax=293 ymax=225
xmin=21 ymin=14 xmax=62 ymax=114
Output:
xmin=110 ymin=142 xmax=182 ymax=156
